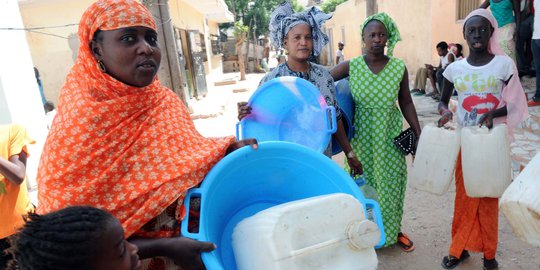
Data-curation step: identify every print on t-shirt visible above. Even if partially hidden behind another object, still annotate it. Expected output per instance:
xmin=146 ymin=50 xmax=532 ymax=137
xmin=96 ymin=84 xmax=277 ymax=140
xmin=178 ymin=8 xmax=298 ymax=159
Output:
xmin=443 ymin=55 xmax=513 ymax=127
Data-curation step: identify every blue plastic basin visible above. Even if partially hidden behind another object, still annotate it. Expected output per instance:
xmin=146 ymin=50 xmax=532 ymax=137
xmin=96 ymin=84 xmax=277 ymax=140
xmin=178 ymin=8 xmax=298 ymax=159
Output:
xmin=236 ymin=76 xmax=336 ymax=153
xmin=181 ymin=141 xmax=386 ymax=270
xmin=332 ymin=78 xmax=355 ymax=155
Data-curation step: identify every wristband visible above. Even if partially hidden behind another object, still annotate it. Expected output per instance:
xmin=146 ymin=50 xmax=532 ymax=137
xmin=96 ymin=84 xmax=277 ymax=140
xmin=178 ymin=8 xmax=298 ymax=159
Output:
xmin=346 ymin=150 xmax=356 ymax=159
xmin=438 ymin=107 xmax=452 ymax=116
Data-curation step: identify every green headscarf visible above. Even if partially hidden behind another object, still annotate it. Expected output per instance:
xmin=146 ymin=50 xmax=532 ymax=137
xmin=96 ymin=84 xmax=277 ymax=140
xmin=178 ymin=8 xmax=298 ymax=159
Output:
xmin=361 ymin=12 xmax=401 ymax=56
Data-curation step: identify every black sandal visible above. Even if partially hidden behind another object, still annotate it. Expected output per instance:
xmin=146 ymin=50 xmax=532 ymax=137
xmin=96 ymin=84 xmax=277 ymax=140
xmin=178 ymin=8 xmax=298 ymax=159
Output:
xmin=483 ymin=258 xmax=498 ymax=270
xmin=441 ymin=250 xmax=470 ymax=269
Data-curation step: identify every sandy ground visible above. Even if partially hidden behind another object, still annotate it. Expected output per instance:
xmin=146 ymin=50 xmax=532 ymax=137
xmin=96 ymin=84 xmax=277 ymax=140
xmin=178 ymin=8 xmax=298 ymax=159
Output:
xmin=192 ymin=72 xmax=540 ymax=270
xmin=332 ymin=83 xmax=540 ymax=269
xmin=334 ymin=150 xmax=540 ymax=270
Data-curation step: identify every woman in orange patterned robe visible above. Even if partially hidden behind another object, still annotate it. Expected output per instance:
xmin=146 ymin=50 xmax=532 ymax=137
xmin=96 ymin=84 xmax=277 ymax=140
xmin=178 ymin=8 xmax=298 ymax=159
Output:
xmin=36 ymin=1 xmax=254 ymax=269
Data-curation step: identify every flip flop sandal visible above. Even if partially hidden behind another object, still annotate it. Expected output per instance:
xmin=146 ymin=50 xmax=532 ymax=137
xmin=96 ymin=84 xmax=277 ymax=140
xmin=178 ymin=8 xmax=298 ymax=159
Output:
xmin=413 ymin=90 xmax=426 ymax=96
xmin=441 ymin=251 xmax=470 ymax=269
xmin=397 ymin=233 xmax=415 ymax=252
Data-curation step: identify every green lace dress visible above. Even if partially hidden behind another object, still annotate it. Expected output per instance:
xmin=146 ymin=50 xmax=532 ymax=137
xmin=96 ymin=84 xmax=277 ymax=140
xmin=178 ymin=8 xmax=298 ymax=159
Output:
xmin=347 ymin=55 xmax=407 ymax=246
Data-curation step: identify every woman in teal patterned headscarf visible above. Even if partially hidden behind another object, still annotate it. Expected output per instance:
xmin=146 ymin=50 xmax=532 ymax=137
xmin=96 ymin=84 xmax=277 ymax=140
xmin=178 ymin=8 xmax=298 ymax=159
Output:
xmin=331 ymin=12 xmax=421 ymax=250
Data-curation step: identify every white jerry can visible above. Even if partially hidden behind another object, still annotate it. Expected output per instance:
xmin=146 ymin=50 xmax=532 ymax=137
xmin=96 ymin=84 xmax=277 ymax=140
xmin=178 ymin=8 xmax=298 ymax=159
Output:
xmin=409 ymin=124 xmax=461 ymax=195
xmin=232 ymin=193 xmax=379 ymax=270
xmin=500 ymin=152 xmax=540 ymax=247
xmin=461 ymin=125 xmax=511 ymax=198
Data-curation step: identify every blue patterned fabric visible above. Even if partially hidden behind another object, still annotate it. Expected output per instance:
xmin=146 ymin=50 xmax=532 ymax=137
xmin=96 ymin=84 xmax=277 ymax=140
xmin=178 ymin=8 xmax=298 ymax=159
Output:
xmin=260 ymin=62 xmax=341 ymax=157
xmin=269 ymin=1 xmax=332 ymax=57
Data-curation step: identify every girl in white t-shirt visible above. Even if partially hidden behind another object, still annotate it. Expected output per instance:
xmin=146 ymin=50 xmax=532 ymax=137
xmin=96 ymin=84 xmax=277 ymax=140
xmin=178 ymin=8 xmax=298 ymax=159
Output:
xmin=437 ymin=9 xmax=528 ymax=270
xmin=444 ymin=54 xmax=513 ymax=126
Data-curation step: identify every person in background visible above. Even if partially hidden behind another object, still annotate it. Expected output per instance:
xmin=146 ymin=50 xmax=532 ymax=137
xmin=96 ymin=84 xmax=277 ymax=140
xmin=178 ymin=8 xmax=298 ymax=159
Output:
xmin=36 ymin=1 xmax=256 ymax=270
xmin=262 ymin=40 xmax=271 ymax=72
xmin=34 ymin=67 xmax=46 ymax=106
xmin=438 ymin=9 xmax=528 ymax=269
xmin=0 ymin=124 xmax=35 ymax=269
xmin=516 ymin=0 xmax=534 ymax=76
xmin=237 ymin=2 xmax=363 ymax=176
xmin=331 ymin=12 xmax=422 ymax=251
xmin=411 ymin=42 xmax=454 ymax=98
xmin=9 ymin=206 xmax=142 ymax=270
xmin=276 ymin=48 xmax=287 ymax=65
xmin=449 ymin=43 xmax=465 ymax=60
xmin=428 ymin=42 xmax=455 ymax=100
xmin=336 ymin=41 xmax=345 ymax=65
xmin=263 ymin=41 xmax=271 ymax=64
xmin=528 ymin=0 xmax=540 ymax=106
xmin=44 ymin=101 xmax=57 ymax=130
xmin=480 ymin=0 xmax=521 ymax=62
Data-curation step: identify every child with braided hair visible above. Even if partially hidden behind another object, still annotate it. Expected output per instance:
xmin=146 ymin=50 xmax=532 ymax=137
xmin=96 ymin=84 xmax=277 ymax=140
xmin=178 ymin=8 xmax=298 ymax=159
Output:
xmin=8 ymin=206 xmax=141 ymax=270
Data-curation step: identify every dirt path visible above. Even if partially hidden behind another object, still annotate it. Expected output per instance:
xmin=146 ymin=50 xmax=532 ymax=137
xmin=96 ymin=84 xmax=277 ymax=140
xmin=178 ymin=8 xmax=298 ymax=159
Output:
xmin=333 ymin=87 xmax=540 ymax=269
xmin=194 ymin=73 xmax=540 ymax=269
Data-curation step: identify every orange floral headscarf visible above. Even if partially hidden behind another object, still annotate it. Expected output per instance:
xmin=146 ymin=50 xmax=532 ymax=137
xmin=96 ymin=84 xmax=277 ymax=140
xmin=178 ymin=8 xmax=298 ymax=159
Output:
xmin=37 ymin=0 xmax=234 ymax=237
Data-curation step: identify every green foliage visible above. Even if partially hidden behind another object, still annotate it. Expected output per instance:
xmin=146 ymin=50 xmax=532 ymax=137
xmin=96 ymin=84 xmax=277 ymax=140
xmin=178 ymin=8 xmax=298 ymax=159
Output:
xmin=233 ymin=21 xmax=249 ymax=38
xmin=234 ymin=22 xmax=249 ymax=36
xmin=224 ymin=0 xmax=304 ymax=37
xmin=321 ymin=0 xmax=348 ymax=13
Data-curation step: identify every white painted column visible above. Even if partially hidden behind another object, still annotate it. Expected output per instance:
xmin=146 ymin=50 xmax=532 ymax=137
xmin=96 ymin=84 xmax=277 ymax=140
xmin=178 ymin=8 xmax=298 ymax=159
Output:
xmin=0 ymin=0 xmax=49 ymax=203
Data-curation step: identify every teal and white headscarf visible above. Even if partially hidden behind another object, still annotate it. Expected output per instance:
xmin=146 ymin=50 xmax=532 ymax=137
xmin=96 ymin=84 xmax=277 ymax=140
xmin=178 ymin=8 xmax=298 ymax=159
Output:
xmin=361 ymin=12 xmax=401 ymax=56
xmin=269 ymin=1 xmax=332 ymax=57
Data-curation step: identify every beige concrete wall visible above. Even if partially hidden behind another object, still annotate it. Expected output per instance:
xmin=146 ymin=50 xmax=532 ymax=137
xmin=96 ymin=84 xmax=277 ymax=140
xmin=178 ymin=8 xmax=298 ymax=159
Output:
xmin=169 ymin=0 xmax=225 ymax=84
xmin=324 ymin=0 xmax=367 ymax=65
xmin=207 ymin=21 xmax=223 ymax=81
xmin=323 ymin=0 xmax=480 ymax=73
xmin=19 ymin=0 xmax=95 ymax=104
xmin=169 ymin=0 xmax=205 ymax=30
xmin=378 ymin=0 xmax=433 ymax=72
xmin=429 ymin=0 xmax=483 ymax=64
xmin=20 ymin=0 xmax=226 ymax=103
xmin=378 ymin=0 xmax=480 ymax=71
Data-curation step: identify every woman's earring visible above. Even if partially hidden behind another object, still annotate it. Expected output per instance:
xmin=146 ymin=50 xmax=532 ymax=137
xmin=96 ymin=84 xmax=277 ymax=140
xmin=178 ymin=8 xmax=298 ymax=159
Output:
xmin=97 ymin=60 xmax=107 ymax=73
xmin=284 ymin=49 xmax=289 ymax=55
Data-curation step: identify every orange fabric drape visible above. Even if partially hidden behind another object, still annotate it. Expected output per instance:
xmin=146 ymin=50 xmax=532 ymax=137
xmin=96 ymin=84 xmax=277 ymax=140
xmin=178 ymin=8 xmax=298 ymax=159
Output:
xmin=36 ymin=0 xmax=234 ymax=237
xmin=449 ymin=152 xmax=499 ymax=260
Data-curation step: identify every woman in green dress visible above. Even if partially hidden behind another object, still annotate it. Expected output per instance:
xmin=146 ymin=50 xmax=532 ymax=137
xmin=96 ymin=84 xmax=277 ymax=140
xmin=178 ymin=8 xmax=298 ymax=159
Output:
xmin=331 ymin=13 xmax=421 ymax=251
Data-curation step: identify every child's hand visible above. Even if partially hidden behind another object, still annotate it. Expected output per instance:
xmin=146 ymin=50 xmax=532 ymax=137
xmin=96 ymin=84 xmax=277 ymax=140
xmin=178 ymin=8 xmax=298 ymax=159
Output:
xmin=226 ymin=139 xmax=258 ymax=155
xmin=437 ymin=111 xmax=453 ymax=127
xmin=478 ymin=112 xmax=494 ymax=129
xmin=166 ymin=237 xmax=216 ymax=270
xmin=237 ymin=102 xmax=252 ymax=121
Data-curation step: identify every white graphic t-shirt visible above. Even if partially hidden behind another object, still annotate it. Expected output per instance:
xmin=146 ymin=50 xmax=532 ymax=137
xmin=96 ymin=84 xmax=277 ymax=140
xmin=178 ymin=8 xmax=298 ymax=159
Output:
xmin=443 ymin=55 xmax=514 ymax=127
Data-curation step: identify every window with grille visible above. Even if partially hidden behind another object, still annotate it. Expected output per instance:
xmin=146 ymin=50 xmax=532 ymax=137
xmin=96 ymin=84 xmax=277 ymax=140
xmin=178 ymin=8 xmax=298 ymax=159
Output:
xmin=210 ymin=34 xmax=221 ymax=55
xmin=457 ymin=0 xmax=481 ymax=21
xmin=199 ymin=33 xmax=208 ymax=62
